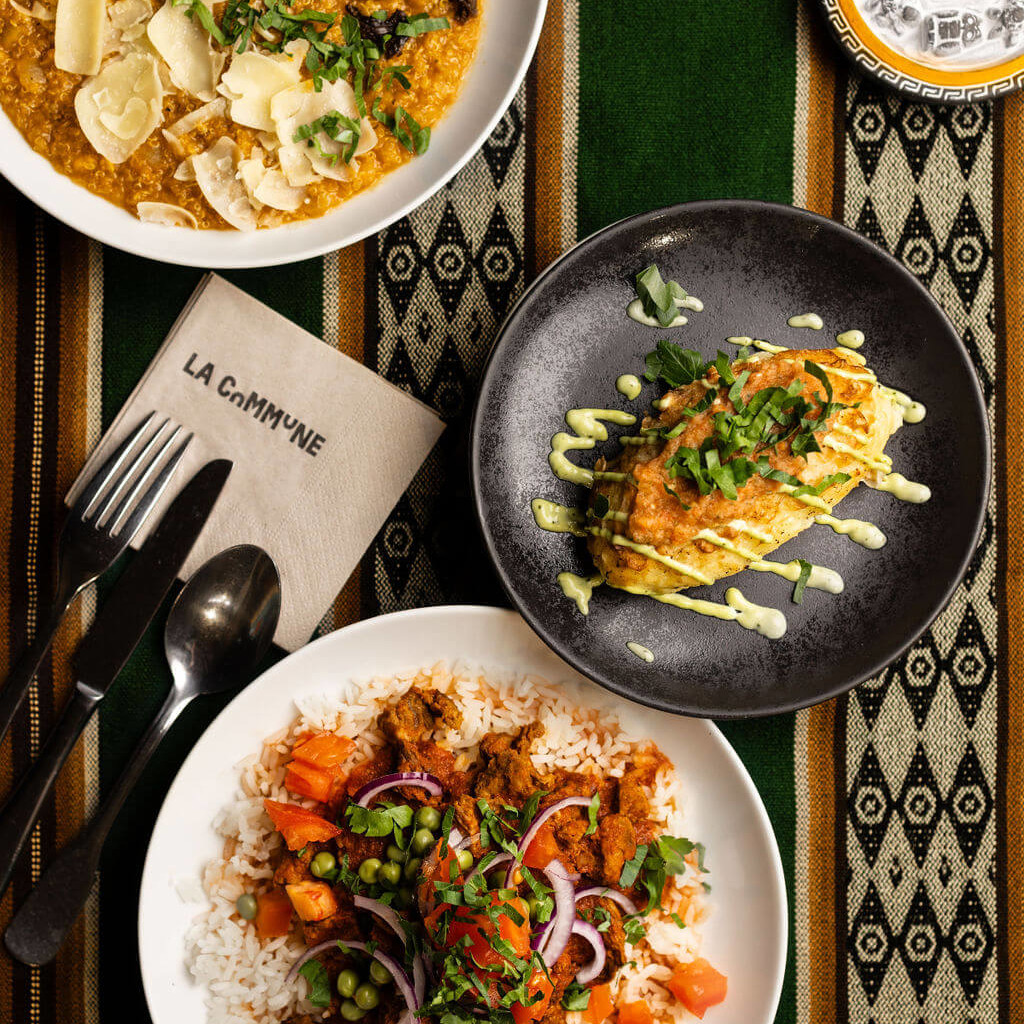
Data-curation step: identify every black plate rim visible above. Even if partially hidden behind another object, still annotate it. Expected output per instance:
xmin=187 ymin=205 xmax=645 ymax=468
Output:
xmin=469 ymin=198 xmax=993 ymax=719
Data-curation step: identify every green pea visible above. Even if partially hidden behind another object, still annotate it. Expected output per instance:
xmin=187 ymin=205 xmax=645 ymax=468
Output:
xmin=358 ymin=858 xmax=382 ymax=885
xmin=526 ymin=895 xmax=540 ymax=921
xmin=354 ymin=983 xmax=380 ymax=1010
xmin=340 ymin=999 xmax=367 ymax=1021
xmin=456 ymin=849 xmax=474 ymax=872
xmin=410 ymin=827 xmax=435 ymax=856
xmin=403 ymin=857 xmax=422 ymax=881
xmin=337 ymin=969 xmax=360 ymax=999
xmin=369 ymin=960 xmax=392 ymax=985
xmin=235 ymin=893 xmax=258 ymax=920
xmin=386 ymin=843 xmax=405 ymax=863
xmin=414 ymin=806 xmax=441 ymax=831
xmin=379 ymin=861 xmax=402 ymax=889
xmin=310 ymin=851 xmax=336 ymax=878
xmin=396 ymin=887 xmax=415 ymax=909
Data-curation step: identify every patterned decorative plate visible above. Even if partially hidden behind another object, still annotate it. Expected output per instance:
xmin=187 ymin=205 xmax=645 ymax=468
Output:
xmin=820 ymin=0 xmax=1024 ymax=102
xmin=470 ymin=200 xmax=991 ymax=718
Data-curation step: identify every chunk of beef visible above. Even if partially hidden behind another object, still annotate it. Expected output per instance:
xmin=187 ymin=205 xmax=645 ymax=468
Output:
xmin=552 ymin=815 xmax=600 ymax=878
xmin=273 ymin=847 xmax=315 ymax=887
xmin=574 ymin=895 xmax=627 ymax=980
xmin=474 ymin=743 xmax=544 ymax=804
xmin=451 ymin=0 xmax=477 ymax=22
xmin=380 ymin=689 xmax=438 ymax=744
xmin=453 ymin=793 xmax=480 ymax=840
xmin=597 ymin=814 xmax=637 ymax=888
xmin=346 ymin=4 xmax=409 ymax=58
xmin=300 ymin=892 xmax=360 ymax=946
xmin=334 ymin=826 xmax=388 ymax=868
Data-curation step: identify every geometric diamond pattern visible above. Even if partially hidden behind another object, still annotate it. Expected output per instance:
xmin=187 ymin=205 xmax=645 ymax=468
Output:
xmin=843 ymin=65 xmax=998 ymax=1021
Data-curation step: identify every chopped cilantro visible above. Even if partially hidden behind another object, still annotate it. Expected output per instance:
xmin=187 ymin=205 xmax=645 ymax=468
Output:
xmin=585 ymin=793 xmax=600 ymax=836
xmin=635 ymin=266 xmax=689 ymax=329
xmin=644 ymin=340 xmax=705 ymax=387
xmin=662 ymin=482 xmax=691 ymax=509
xmin=561 ymin=982 xmax=591 ymax=1011
xmin=345 ymin=801 xmax=414 ymax=844
xmin=298 ymin=958 xmax=331 ymax=1007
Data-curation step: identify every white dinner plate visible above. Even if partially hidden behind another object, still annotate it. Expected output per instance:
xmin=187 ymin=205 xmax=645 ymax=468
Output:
xmin=0 ymin=3 xmax=546 ymax=268
xmin=138 ymin=606 xmax=786 ymax=1024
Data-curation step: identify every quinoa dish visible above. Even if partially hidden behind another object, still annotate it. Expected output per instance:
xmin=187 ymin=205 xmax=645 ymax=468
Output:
xmin=185 ymin=665 xmax=728 ymax=1024
xmin=0 ymin=0 xmax=481 ymax=229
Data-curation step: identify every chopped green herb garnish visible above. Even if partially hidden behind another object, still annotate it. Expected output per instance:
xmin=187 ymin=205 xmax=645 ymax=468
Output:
xmin=644 ymin=340 xmax=705 ymax=387
xmin=371 ymin=100 xmax=431 ymax=154
xmin=396 ymin=12 xmax=451 ymax=35
xmin=561 ymin=982 xmax=591 ymax=1011
xmin=792 ymin=559 xmax=813 ymax=604
xmin=662 ymin=482 xmax=691 ymax=509
xmin=298 ymin=958 xmax=331 ymax=1007
xmin=585 ymin=792 xmax=600 ymax=836
xmin=635 ymin=265 xmax=688 ymax=328
xmin=172 ymin=0 xmax=228 ymax=44
xmin=293 ymin=109 xmax=362 ymax=164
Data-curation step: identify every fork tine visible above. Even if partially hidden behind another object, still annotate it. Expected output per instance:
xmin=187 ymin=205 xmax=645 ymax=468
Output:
xmin=72 ymin=412 xmax=156 ymax=520
xmin=102 ymin=424 xmax=182 ymax=534
xmin=86 ymin=417 xmax=173 ymax=527
xmin=108 ymin=431 xmax=194 ymax=542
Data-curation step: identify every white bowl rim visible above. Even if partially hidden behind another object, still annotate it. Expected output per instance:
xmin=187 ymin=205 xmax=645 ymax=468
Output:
xmin=0 ymin=1 xmax=547 ymax=269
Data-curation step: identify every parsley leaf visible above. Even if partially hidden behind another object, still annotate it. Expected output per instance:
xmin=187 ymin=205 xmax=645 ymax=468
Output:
xmin=345 ymin=802 xmax=414 ymax=840
xmin=561 ymin=982 xmax=591 ymax=1011
xmin=396 ymin=12 xmax=451 ymax=35
xmin=643 ymin=340 xmax=705 ymax=387
xmin=298 ymin=958 xmax=331 ymax=1007
xmin=293 ymin=110 xmax=362 ymax=164
xmin=792 ymin=559 xmax=813 ymax=604
xmin=172 ymin=0 xmax=228 ymax=44
xmin=371 ymin=101 xmax=431 ymax=154
xmin=618 ymin=844 xmax=648 ymax=888
xmin=662 ymin=482 xmax=691 ymax=509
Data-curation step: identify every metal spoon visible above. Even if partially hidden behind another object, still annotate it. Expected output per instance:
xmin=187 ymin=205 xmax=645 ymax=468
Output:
xmin=4 ymin=544 xmax=282 ymax=967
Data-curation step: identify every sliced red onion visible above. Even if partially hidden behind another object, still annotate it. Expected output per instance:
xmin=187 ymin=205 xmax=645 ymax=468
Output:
xmin=574 ymin=886 xmax=639 ymax=917
xmin=353 ymin=771 xmax=443 ymax=807
xmin=507 ymin=795 xmax=594 ymax=885
xmin=286 ymin=939 xmax=418 ymax=1020
xmin=532 ymin=859 xmax=576 ymax=966
xmin=571 ymin=919 xmax=607 ymax=984
xmin=353 ymin=894 xmax=425 ymax=1002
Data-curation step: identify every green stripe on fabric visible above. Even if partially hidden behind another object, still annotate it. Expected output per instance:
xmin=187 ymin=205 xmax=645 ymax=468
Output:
xmin=720 ymin=717 xmax=796 ymax=1023
xmin=98 ymin=252 xmax=324 ymax=1023
xmin=576 ymin=1 xmax=798 ymax=236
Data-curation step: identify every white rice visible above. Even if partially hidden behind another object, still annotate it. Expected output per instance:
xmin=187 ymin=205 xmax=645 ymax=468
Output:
xmin=185 ymin=662 xmax=709 ymax=1024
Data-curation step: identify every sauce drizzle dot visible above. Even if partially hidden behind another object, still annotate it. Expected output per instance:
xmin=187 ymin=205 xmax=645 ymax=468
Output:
xmin=788 ymin=312 xmax=824 ymax=330
xmin=626 ymin=641 xmax=654 ymax=663
xmin=616 ymin=374 xmax=643 ymax=400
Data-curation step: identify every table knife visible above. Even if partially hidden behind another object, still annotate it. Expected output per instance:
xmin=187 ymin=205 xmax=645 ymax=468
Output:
xmin=0 ymin=458 xmax=232 ymax=898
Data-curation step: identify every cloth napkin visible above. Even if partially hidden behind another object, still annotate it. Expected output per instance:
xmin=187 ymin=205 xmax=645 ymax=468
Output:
xmin=68 ymin=274 xmax=444 ymax=650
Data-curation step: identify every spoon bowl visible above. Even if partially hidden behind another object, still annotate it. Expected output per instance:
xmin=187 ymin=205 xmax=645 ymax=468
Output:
xmin=165 ymin=544 xmax=282 ymax=698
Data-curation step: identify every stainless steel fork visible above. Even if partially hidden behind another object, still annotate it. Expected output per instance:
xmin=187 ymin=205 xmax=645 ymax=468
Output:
xmin=0 ymin=412 xmax=193 ymax=745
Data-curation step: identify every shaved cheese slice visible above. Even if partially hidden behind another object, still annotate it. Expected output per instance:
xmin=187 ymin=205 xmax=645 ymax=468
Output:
xmin=147 ymin=1 xmax=224 ymax=102
xmin=254 ymin=168 xmax=305 ymax=212
xmin=235 ymin=148 xmax=306 ymax=213
xmin=270 ymin=79 xmax=376 ymax=182
xmin=256 ymin=130 xmax=280 ymax=152
xmin=137 ymin=201 xmax=198 ymax=228
xmin=192 ymin=137 xmax=256 ymax=231
xmin=75 ymin=52 xmax=163 ymax=164
xmin=174 ymin=156 xmax=196 ymax=181
xmin=218 ymin=51 xmax=302 ymax=133
xmin=108 ymin=0 xmax=150 ymax=30
xmin=276 ymin=142 xmax=323 ymax=188
xmin=12 ymin=1 xmax=54 ymax=20
xmin=55 ymin=0 xmax=106 ymax=75
xmin=166 ymin=97 xmax=226 ymax=138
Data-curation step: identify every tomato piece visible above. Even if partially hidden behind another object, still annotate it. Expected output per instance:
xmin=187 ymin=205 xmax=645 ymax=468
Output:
xmin=522 ymin=821 xmax=559 ymax=870
xmin=511 ymin=969 xmax=554 ymax=1024
xmin=263 ymin=798 xmax=341 ymax=850
xmin=583 ymin=983 xmax=613 ymax=1024
xmin=618 ymin=1001 xmax=655 ymax=1024
xmin=286 ymin=880 xmax=338 ymax=922
xmin=292 ymin=733 xmax=355 ymax=770
xmin=444 ymin=894 xmax=532 ymax=972
xmin=254 ymin=890 xmax=292 ymax=938
xmin=666 ymin=959 xmax=728 ymax=1019
xmin=285 ymin=761 xmax=335 ymax=803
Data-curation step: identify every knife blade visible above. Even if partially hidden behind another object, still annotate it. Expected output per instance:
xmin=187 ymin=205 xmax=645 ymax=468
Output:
xmin=74 ymin=458 xmax=232 ymax=697
xmin=0 ymin=458 xmax=232 ymax=898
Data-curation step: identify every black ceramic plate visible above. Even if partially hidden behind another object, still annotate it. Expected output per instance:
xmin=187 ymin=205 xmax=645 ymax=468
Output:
xmin=469 ymin=201 xmax=990 ymax=718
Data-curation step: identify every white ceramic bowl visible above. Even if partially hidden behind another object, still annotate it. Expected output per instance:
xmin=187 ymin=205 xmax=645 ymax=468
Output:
xmin=0 ymin=3 xmax=545 ymax=268
xmin=138 ymin=606 xmax=787 ymax=1024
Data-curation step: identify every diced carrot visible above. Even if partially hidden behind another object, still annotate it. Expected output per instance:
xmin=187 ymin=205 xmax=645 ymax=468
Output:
xmin=285 ymin=761 xmax=335 ymax=803
xmin=254 ymin=890 xmax=292 ymax=938
xmin=666 ymin=959 xmax=728 ymax=1019
xmin=286 ymin=880 xmax=338 ymax=922
xmin=292 ymin=733 xmax=355 ymax=770
xmin=263 ymin=798 xmax=341 ymax=850
xmin=510 ymin=968 xmax=554 ymax=1024
xmin=584 ymin=983 xmax=613 ymax=1024
xmin=522 ymin=821 xmax=559 ymax=870
xmin=618 ymin=1001 xmax=654 ymax=1024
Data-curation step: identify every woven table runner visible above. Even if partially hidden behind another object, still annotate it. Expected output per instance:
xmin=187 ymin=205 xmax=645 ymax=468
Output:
xmin=0 ymin=0 xmax=1020 ymax=1021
